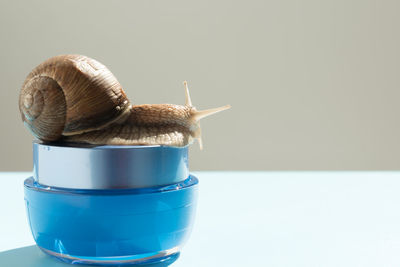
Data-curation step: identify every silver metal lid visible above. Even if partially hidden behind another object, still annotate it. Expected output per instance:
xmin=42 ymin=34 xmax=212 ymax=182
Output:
xmin=33 ymin=142 xmax=189 ymax=189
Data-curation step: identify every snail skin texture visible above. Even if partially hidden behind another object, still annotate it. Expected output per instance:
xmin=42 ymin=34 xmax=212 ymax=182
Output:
xmin=19 ymin=55 xmax=230 ymax=149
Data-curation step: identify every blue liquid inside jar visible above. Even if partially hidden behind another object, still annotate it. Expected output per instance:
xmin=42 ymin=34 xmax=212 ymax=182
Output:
xmin=24 ymin=143 xmax=199 ymax=266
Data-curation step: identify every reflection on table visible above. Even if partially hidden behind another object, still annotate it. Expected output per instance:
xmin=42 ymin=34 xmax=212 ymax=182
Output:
xmin=0 ymin=246 xmax=174 ymax=267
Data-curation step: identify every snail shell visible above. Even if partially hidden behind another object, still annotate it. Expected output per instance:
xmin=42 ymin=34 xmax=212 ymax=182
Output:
xmin=19 ymin=55 xmax=130 ymax=141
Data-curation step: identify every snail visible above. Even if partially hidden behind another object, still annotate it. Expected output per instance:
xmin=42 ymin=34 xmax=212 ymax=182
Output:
xmin=19 ymin=55 xmax=230 ymax=149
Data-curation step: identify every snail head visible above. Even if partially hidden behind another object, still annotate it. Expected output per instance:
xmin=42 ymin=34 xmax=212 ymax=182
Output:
xmin=183 ymin=81 xmax=231 ymax=149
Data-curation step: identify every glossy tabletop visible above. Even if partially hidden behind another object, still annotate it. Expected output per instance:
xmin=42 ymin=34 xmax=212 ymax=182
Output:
xmin=1 ymin=172 xmax=400 ymax=266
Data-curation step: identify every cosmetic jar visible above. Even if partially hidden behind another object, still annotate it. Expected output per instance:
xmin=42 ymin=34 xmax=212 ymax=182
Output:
xmin=24 ymin=142 xmax=198 ymax=265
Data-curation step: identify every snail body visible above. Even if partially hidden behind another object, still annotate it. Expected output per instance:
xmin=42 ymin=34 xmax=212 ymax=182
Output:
xmin=19 ymin=55 xmax=230 ymax=148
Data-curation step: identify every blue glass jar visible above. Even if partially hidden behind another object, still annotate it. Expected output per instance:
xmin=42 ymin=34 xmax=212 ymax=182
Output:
xmin=24 ymin=142 xmax=198 ymax=265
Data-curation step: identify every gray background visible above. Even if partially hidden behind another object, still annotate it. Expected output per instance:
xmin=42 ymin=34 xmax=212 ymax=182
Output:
xmin=1 ymin=0 xmax=399 ymax=171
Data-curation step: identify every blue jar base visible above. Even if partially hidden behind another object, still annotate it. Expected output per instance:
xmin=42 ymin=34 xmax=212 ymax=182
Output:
xmin=39 ymin=246 xmax=180 ymax=266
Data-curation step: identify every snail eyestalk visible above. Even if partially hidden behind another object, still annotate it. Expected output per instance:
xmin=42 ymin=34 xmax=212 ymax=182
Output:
xmin=184 ymin=81 xmax=192 ymax=107
xmin=192 ymin=105 xmax=231 ymax=121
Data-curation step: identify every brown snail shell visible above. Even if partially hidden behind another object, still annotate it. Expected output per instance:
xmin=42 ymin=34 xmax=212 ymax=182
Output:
xmin=19 ymin=55 xmax=130 ymax=141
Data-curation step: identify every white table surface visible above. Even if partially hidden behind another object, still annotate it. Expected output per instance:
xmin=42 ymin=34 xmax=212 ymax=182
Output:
xmin=1 ymin=171 xmax=400 ymax=267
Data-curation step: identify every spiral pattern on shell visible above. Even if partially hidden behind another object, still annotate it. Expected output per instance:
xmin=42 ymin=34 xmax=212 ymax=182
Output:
xmin=19 ymin=55 xmax=131 ymax=141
